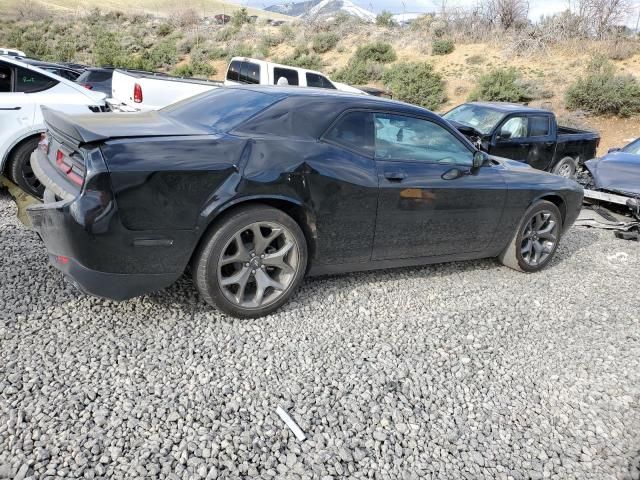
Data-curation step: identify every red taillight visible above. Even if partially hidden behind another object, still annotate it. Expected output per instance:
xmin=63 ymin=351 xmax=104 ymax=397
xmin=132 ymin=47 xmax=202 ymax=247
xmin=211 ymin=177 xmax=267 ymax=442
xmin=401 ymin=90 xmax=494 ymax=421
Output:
xmin=38 ymin=133 xmax=49 ymax=153
xmin=55 ymin=149 xmax=84 ymax=186
xmin=80 ymin=83 xmax=93 ymax=90
xmin=133 ymin=83 xmax=143 ymax=103
xmin=56 ymin=255 xmax=69 ymax=265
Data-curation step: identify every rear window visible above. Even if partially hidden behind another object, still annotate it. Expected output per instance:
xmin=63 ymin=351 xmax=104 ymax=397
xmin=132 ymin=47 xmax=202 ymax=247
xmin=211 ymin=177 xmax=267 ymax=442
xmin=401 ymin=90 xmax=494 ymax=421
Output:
xmin=227 ymin=60 xmax=261 ymax=84
xmin=161 ymin=88 xmax=278 ymax=132
xmin=306 ymin=72 xmax=335 ymax=89
xmin=15 ymin=66 xmax=58 ymax=93
xmin=78 ymin=70 xmax=112 ymax=82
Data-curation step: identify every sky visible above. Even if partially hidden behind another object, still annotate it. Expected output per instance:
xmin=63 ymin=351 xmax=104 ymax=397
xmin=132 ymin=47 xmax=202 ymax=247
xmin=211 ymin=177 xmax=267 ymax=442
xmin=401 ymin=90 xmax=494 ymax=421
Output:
xmin=243 ymin=0 xmax=640 ymax=25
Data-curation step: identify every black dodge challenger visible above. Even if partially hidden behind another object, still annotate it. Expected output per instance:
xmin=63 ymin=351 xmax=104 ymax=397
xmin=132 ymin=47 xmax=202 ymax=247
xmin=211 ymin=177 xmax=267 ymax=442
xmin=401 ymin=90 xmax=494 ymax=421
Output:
xmin=28 ymin=86 xmax=583 ymax=318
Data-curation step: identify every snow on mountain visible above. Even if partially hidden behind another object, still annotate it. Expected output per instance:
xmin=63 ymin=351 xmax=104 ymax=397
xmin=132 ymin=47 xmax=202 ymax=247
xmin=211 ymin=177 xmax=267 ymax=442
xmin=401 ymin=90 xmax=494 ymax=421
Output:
xmin=266 ymin=0 xmax=376 ymax=22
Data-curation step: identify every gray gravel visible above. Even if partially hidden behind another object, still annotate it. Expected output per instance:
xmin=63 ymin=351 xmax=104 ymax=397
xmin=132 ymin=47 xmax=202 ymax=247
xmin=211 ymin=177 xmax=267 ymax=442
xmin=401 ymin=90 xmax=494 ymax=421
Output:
xmin=1 ymin=188 xmax=639 ymax=480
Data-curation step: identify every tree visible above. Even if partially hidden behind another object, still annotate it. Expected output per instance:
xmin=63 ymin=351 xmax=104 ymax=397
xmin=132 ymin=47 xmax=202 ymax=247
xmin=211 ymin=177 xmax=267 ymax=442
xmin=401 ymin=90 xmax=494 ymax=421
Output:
xmin=376 ymin=11 xmax=396 ymax=27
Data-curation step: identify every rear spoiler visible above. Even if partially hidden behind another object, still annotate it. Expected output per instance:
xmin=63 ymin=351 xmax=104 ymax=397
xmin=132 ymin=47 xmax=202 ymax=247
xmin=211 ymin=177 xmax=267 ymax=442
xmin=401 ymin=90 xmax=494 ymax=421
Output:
xmin=41 ymin=107 xmax=108 ymax=147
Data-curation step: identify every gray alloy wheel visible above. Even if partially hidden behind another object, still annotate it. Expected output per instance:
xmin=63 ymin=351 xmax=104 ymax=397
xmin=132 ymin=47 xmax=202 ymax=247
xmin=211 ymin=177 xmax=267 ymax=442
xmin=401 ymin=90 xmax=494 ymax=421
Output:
xmin=499 ymin=200 xmax=562 ymax=273
xmin=552 ymin=157 xmax=576 ymax=179
xmin=217 ymin=221 xmax=300 ymax=309
xmin=519 ymin=210 xmax=559 ymax=267
xmin=192 ymin=205 xmax=308 ymax=318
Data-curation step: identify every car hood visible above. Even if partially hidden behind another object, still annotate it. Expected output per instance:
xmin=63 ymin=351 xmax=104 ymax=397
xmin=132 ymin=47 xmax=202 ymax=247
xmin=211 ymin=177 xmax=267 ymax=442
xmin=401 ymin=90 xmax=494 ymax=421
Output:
xmin=585 ymin=152 xmax=640 ymax=196
xmin=42 ymin=107 xmax=210 ymax=145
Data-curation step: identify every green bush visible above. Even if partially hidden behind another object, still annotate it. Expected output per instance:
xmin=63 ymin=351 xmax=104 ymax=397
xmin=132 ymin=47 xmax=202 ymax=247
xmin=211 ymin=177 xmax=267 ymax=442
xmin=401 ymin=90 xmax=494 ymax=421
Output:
xmin=353 ymin=42 xmax=396 ymax=64
xmin=565 ymin=56 xmax=640 ymax=117
xmin=376 ymin=11 xmax=396 ymax=27
xmin=311 ymin=32 xmax=339 ymax=53
xmin=382 ymin=62 xmax=446 ymax=109
xmin=172 ymin=61 xmax=216 ymax=79
xmin=215 ymin=26 xmax=237 ymax=42
xmin=146 ymin=37 xmax=179 ymax=68
xmin=157 ymin=23 xmax=173 ymax=36
xmin=276 ymin=46 xmax=323 ymax=70
xmin=432 ymin=39 xmax=454 ymax=55
xmin=231 ymin=7 xmax=250 ymax=28
xmin=468 ymin=67 xmax=536 ymax=102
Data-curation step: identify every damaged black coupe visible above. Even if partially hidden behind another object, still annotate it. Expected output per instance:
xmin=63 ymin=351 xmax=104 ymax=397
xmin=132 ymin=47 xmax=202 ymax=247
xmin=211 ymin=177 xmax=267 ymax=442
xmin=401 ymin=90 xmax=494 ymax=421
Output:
xmin=28 ymin=87 xmax=583 ymax=318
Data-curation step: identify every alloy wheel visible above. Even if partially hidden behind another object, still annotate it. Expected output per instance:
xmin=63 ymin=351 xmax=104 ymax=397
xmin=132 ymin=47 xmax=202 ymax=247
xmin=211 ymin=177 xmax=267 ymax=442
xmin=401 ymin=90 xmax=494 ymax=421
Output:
xmin=520 ymin=210 xmax=559 ymax=267
xmin=557 ymin=162 xmax=573 ymax=178
xmin=216 ymin=221 xmax=300 ymax=309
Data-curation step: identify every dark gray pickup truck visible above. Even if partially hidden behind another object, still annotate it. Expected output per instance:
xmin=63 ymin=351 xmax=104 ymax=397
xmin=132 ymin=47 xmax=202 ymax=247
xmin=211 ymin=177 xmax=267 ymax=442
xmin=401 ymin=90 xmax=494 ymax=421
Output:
xmin=443 ymin=102 xmax=600 ymax=178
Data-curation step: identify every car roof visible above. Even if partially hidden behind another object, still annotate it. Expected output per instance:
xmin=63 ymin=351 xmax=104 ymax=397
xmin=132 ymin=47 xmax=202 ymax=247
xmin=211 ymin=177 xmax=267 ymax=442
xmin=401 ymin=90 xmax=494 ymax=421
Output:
xmin=20 ymin=58 xmax=81 ymax=72
xmin=226 ymin=84 xmax=438 ymax=117
xmin=467 ymin=101 xmax=551 ymax=114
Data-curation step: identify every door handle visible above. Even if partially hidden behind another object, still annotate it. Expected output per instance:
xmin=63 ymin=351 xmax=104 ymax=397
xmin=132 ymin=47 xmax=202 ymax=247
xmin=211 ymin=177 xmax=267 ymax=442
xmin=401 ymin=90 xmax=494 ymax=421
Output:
xmin=544 ymin=141 xmax=554 ymax=147
xmin=383 ymin=170 xmax=406 ymax=182
xmin=0 ymin=106 xmax=22 ymax=110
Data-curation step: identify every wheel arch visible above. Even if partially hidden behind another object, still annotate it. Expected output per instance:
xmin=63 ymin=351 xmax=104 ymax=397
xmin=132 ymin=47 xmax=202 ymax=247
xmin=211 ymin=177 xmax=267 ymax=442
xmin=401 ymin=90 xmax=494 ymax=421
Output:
xmin=537 ymin=193 xmax=566 ymax=225
xmin=1 ymin=130 xmax=44 ymax=174
xmin=189 ymin=195 xmax=318 ymax=268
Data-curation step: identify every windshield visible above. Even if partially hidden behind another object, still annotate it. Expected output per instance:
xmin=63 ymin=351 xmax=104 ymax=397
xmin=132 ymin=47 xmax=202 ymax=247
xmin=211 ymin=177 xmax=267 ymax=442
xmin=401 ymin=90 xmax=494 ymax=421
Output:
xmin=161 ymin=88 xmax=279 ymax=132
xmin=621 ymin=138 xmax=640 ymax=155
xmin=442 ymin=104 xmax=506 ymax=135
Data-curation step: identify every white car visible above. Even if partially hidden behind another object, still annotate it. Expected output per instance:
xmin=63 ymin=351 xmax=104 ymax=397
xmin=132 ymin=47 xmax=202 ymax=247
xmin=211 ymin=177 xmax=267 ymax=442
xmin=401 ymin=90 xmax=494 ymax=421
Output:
xmin=0 ymin=56 xmax=106 ymax=197
xmin=0 ymin=48 xmax=26 ymax=58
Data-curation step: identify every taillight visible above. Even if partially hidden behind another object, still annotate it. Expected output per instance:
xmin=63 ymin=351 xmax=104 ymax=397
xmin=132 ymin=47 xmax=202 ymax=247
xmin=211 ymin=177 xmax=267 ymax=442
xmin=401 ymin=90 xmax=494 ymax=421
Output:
xmin=133 ymin=83 xmax=143 ymax=103
xmin=38 ymin=133 xmax=49 ymax=153
xmin=55 ymin=149 xmax=84 ymax=186
xmin=80 ymin=83 xmax=93 ymax=90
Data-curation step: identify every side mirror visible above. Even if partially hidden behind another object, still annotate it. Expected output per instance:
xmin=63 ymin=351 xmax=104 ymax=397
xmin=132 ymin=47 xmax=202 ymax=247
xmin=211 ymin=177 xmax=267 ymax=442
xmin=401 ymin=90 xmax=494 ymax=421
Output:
xmin=473 ymin=151 xmax=488 ymax=168
xmin=607 ymin=147 xmax=621 ymax=153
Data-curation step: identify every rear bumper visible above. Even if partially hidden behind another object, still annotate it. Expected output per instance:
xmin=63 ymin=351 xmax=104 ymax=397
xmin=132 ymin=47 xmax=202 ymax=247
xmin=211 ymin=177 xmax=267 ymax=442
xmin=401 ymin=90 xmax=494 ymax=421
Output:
xmin=27 ymin=149 xmax=185 ymax=301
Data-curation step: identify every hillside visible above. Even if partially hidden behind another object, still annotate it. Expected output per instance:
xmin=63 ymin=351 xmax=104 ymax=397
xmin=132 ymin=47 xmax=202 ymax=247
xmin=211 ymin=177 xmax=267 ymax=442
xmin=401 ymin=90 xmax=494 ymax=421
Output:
xmin=1 ymin=0 xmax=291 ymax=20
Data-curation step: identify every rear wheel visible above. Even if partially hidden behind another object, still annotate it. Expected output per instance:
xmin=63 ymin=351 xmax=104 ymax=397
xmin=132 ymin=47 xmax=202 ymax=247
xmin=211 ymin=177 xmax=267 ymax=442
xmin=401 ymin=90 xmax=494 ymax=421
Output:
xmin=192 ymin=205 xmax=308 ymax=318
xmin=6 ymin=137 xmax=43 ymax=199
xmin=551 ymin=157 xmax=576 ymax=179
xmin=499 ymin=200 xmax=562 ymax=272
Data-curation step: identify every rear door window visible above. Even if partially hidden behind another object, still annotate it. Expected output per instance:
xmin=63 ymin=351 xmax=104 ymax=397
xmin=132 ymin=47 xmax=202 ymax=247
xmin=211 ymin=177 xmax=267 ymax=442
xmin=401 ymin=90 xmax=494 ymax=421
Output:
xmin=273 ymin=67 xmax=299 ymax=86
xmin=306 ymin=72 xmax=335 ymax=89
xmin=324 ymin=111 xmax=374 ymax=155
xmin=529 ymin=115 xmax=551 ymax=137
xmin=15 ymin=67 xmax=58 ymax=93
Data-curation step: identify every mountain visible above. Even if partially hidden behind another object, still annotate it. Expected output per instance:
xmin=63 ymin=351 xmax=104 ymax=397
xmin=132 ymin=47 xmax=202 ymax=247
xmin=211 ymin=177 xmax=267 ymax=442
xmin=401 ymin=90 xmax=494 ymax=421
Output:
xmin=266 ymin=0 xmax=376 ymax=22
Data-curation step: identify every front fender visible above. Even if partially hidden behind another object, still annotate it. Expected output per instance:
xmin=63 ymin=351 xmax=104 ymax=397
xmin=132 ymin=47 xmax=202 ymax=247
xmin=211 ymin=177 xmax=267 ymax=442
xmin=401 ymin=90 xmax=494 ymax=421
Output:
xmin=0 ymin=125 xmax=45 ymax=170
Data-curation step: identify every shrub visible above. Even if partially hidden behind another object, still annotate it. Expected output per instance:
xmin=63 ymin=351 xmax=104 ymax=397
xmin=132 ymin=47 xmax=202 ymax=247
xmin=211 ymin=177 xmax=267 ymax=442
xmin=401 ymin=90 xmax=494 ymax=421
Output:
xmin=353 ymin=42 xmax=396 ymax=64
xmin=231 ymin=7 xmax=250 ymax=28
xmin=146 ymin=37 xmax=179 ymax=69
xmin=382 ymin=62 xmax=446 ymax=109
xmin=565 ymin=56 xmax=640 ymax=117
xmin=157 ymin=23 xmax=173 ymax=36
xmin=465 ymin=54 xmax=485 ymax=65
xmin=311 ymin=32 xmax=339 ymax=53
xmin=376 ymin=11 xmax=396 ymax=27
xmin=276 ymin=46 xmax=323 ymax=70
xmin=227 ymin=42 xmax=254 ymax=59
xmin=467 ymin=67 xmax=536 ymax=102
xmin=172 ymin=61 xmax=216 ymax=78
xmin=432 ymin=39 xmax=454 ymax=55
xmin=280 ymin=24 xmax=295 ymax=41
xmin=260 ymin=33 xmax=283 ymax=48
xmin=215 ymin=26 xmax=237 ymax=42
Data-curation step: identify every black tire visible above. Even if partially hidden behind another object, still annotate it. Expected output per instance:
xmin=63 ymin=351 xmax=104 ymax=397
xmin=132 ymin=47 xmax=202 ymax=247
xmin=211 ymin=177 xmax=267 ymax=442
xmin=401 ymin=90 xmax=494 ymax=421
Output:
xmin=499 ymin=200 xmax=562 ymax=273
xmin=6 ymin=137 xmax=43 ymax=199
xmin=551 ymin=157 xmax=576 ymax=179
xmin=192 ymin=204 xmax=308 ymax=318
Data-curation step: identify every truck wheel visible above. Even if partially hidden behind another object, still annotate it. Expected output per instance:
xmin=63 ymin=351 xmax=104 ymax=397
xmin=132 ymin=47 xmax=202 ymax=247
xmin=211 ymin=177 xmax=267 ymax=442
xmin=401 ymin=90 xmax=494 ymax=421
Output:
xmin=551 ymin=157 xmax=576 ymax=179
xmin=6 ymin=137 xmax=43 ymax=199
xmin=192 ymin=205 xmax=308 ymax=318
xmin=499 ymin=200 xmax=562 ymax=273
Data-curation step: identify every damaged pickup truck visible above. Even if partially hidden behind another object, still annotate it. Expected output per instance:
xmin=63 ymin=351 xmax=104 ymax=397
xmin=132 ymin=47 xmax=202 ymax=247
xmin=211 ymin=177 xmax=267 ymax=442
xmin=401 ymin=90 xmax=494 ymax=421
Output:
xmin=443 ymin=102 xmax=600 ymax=178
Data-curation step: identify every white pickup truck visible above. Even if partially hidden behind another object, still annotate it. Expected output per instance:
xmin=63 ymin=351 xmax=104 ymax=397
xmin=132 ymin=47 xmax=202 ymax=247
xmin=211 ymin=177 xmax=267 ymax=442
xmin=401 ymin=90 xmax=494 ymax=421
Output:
xmin=107 ymin=58 xmax=365 ymax=112
xmin=0 ymin=56 xmax=106 ymax=197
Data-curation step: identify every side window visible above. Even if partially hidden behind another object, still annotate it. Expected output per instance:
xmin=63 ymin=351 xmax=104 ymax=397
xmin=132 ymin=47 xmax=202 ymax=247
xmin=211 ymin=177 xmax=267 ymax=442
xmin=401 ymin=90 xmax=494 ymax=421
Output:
xmin=242 ymin=62 xmax=260 ymax=84
xmin=306 ymin=72 xmax=335 ymax=89
xmin=0 ymin=64 xmax=12 ymax=92
xmin=227 ymin=60 xmax=241 ymax=82
xmin=15 ymin=67 xmax=58 ymax=93
xmin=498 ymin=116 xmax=528 ymax=140
xmin=374 ymin=113 xmax=473 ymax=166
xmin=529 ymin=116 xmax=550 ymax=137
xmin=324 ymin=111 xmax=374 ymax=155
xmin=273 ymin=67 xmax=299 ymax=86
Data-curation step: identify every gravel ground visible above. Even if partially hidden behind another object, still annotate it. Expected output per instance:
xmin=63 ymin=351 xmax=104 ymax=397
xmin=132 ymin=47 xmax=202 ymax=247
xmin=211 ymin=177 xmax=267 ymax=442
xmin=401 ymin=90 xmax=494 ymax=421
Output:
xmin=1 ymin=188 xmax=639 ymax=480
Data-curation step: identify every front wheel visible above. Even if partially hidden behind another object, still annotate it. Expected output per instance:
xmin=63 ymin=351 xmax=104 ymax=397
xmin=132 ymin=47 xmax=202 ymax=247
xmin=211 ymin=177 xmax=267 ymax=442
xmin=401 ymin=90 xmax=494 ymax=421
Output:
xmin=551 ymin=157 xmax=576 ymax=179
xmin=192 ymin=205 xmax=308 ymax=318
xmin=6 ymin=137 xmax=43 ymax=199
xmin=499 ymin=200 xmax=562 ymax=272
